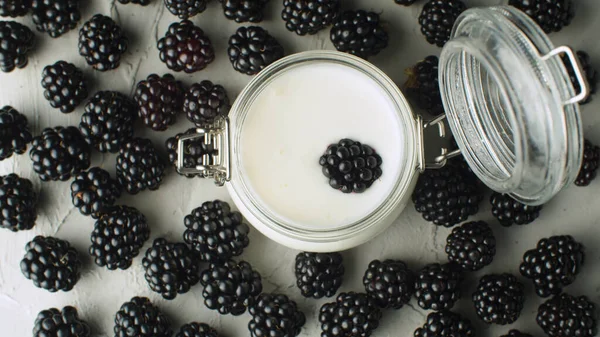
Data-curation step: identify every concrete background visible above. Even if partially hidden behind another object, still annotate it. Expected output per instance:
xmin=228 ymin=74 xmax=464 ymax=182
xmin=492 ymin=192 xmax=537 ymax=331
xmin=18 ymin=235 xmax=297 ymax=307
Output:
xmin=1 ymin=0 xmax=600 ymax=336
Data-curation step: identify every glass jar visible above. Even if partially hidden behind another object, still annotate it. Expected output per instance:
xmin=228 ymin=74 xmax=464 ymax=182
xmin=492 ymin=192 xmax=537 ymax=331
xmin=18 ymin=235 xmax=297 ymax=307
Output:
xmin=178 ymin=6 xmax=588 ymax=252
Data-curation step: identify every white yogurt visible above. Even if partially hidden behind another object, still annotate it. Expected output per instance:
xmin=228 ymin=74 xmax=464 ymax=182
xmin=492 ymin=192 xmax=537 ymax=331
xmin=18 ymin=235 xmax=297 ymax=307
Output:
xmin=239 ymin=62 xmax=406 ymax=230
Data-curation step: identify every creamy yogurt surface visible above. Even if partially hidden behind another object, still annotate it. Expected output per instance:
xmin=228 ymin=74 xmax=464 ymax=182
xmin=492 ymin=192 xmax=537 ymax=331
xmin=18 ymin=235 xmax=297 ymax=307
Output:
xmin=239 ymin=62 xmax=405 ymax=229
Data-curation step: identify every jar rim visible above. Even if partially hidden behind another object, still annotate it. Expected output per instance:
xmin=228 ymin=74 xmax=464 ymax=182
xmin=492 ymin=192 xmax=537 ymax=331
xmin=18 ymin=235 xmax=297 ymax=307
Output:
xmin=226 ymin=51 xmax=420 ymax=251
xmin=440 ymin=6 xmax=584 ymax=205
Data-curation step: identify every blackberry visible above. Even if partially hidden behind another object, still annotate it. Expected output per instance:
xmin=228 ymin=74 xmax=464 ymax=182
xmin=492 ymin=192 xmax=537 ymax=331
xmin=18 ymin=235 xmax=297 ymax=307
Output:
xmin=537 ymin=293 xmax=596 ymax=337
xmin=114 ymin=296 xmax=172 ymax=337
xmin=79 ymin=91 xmax=136 ymax=153
xmin=319 ymin=138 xmax=383 ymax=194
xmin=0 ymin=0 xmax=29 ymax=17
xmin=20 ymin=236 xmax=81 ymax=292
xmin=71 ymin=167 xmax=121 ymax=219
xmin=29 ymin=126 xmax=91 ymax=181
xmin=164 ymin=0 xmax=207 ymax=19
xmin=445 ymin=221 xmax=496 ymax=271
xmin=295 ymin=252 xmax=344 ymax=299
xmin=414 ymin=311 xmax=475 ymax=337
xmin=117 ymin=0 xmax=150 ymax=5
xmin=90 ymin=205 xmax=149 ymax=270
xmin=412 ymin=159 xmax=483 ymax=227
xmin=564 ymin=51 xmax=597 ymax=105
xmin=78 ymin=14 xmax=128 ymax=71
xmin=500 ymin=331 xmax=533 ymax=337
xmin=31 ymin=0 xmax=80 ymax=38
xmin=33 ymin=306 xmax=90 ymax=337
xmin=184 ymin=81 xmax=230 ymax=127
xmin=575 ymin=139 xmax=600 ymax=186
xmin=500 ymin=330 xmax=533 ymax=337
xmin=165 ymin=128 xmax=216 ymax=177
xmin=414 ymin=263 xmax=463 ymax=311
xmin=134 ymin=73 xmax=184 ymax=131
xmin=0 ymin=21 xmax=34 ymax=72
xmin=330 ymin=10 xmax=388 ymax=59
xmin=183 ymin=200 xmax=250 ymax=263
xmin=158 ymin=20 xmax=214 ymax=73
xmin=319 ymin=292 xmax=382 ymax=337
xmin=520 ymin=235 xmax=585 ymax=298
xmin=116 ymin=138 xmax=165 ymax=194
xmin=363 ymin=259 xmax=414 ymax=309
xmin=418 ymin=0 xmax=466 ymax=47
xmin=0 ymin=106 xmax=32 ymax=160
xmin=490 ymin=192 xmax=542 ymax=227
xmin=395 ymin=0 xmax=417 ymax=5
xmin=282 ymin=0 xmax=340 ymax=35
xmin=41 ymin=61 xmax=88 ymax=113
xmin=176 ymin=323 xmax=219 ymax=337
xmin=509 ymin=0 xmax=574 ymax=34
xmin=0 ymin=174 xmax=37 ymax=232
xmin=472 ymin=274 xmax=525 ymax=325
xmin=222 ymin=0 xmax=269 ymax=23
xmin=249 ymin=293 xmax=306 ymax=337
xmin=228 ymin=26 xmax=284 ymax=75
xmin=405 ymin=55 xmax=444 ymax=116
xmin=142 ymin=238 xmax=200 ymax=300
xmin=200 ymin=259 xmax=262 ymax=315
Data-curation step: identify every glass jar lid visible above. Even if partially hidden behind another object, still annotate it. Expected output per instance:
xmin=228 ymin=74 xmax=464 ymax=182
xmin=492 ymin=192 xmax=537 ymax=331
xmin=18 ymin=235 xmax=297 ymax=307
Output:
xmin=439 ymin=6 xmax=588 ymax=205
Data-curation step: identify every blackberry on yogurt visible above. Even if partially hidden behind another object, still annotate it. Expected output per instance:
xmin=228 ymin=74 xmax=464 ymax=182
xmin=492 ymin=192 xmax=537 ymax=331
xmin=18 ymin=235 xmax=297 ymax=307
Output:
xmin=319 ymin=138 xmax=382 ymax=193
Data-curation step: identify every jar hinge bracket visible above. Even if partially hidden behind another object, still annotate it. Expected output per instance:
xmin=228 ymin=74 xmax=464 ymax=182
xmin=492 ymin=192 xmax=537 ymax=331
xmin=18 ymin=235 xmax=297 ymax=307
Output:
xmin=417 ymin=114 xmax=462 ymax=172
xmin=541 ymin=46 xmax=589 ymax=105
xmin=176 ymin=116 xmax=231 ymax=186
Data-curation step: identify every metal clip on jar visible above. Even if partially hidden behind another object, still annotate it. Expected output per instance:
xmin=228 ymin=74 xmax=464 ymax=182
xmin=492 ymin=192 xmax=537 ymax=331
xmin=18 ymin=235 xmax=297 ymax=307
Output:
xmin=177 ymin=6 xmax=588 ymax=252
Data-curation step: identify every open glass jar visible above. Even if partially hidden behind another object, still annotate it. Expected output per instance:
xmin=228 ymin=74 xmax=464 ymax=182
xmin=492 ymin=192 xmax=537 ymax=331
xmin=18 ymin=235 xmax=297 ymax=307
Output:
xmin=177 ymin=6 xmax=588 ymax=252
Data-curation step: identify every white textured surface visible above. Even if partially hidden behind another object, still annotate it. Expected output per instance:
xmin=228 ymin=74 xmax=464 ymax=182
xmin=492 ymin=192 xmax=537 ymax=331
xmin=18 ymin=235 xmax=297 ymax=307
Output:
xmin=1 ymin=0 xmax=600 ymax=336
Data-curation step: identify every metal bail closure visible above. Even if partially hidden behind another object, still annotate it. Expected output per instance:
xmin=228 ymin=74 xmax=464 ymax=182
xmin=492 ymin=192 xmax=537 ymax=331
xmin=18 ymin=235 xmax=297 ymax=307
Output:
xmin=541 ymin=46 xmax=590 ymax=105
xmin=416 ymin=114 xmax=461 ymax=172
xmin=176 ymin=116 xmax=231 ymax=186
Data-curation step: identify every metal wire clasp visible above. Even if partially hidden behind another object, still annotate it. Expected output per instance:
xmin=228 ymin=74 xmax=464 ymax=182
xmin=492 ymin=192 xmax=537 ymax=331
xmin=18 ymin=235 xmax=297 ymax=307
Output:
xmin=176 ymin=116 xmax=231 ymax=186
xmin=417 ymin=114 xmax=462 ymax=172
xmin=541 ymin=46 xmax=589 ymax=105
